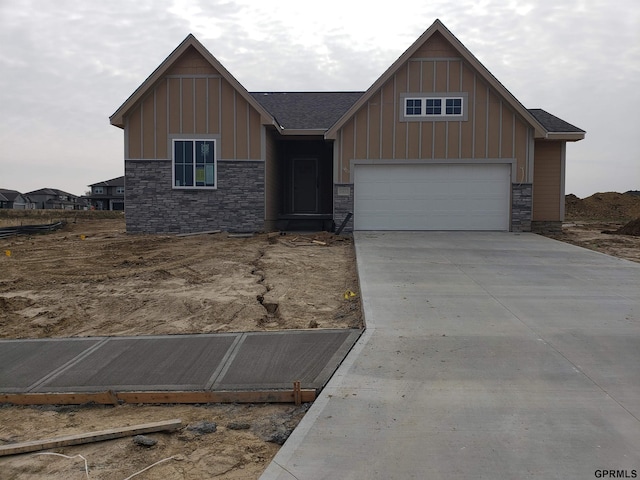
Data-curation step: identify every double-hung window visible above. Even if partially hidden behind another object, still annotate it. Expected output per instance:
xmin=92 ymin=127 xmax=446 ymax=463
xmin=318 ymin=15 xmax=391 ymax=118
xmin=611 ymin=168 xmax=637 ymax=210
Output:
xmin=173 ymin=139 xmax=216 ymax=188
xmin=401 ymin=93 xmax=467 ymax=121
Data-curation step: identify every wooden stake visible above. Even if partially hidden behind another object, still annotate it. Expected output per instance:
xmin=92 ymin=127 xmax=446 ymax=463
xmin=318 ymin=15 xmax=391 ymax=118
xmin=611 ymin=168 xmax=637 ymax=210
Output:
xmin=0 ymin=419 xmax=182 ymax=457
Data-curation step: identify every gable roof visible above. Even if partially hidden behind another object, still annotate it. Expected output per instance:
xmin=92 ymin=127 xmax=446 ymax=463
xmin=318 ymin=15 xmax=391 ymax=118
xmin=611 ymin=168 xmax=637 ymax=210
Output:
xmin=325 ymin=19 xmax=549 ymax=140
xmin=26 ymin=188 xmax=78 ymax=198
xmin=251 ymin=92 xmax=364 ymax=133
xmin=109 ymin=34 xmax=278 ymax=130
xmin=90 ymin=176 xmax=125 ymax=187
xmin=528 ymin=109 xmax=586 ymax=141
xmin=0 ymin=189 xmax=23 ymax=202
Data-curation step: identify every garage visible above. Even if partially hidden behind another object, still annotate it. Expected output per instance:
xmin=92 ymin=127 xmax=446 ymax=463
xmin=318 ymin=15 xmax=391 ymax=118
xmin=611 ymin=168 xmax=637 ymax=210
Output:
xmin=353 ymin=163 xmax=511 ymax=231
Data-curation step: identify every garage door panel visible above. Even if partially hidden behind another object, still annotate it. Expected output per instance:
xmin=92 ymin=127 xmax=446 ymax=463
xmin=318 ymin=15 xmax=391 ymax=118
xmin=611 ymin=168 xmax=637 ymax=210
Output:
xmin=354 ymin=164 xmax=510 ymax=231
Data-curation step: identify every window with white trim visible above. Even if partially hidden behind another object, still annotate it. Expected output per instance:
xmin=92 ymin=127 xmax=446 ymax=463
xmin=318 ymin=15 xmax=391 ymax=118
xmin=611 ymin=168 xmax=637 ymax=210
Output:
xmin=400 ymin=93 xmax=468 ymax=122
xmin=173 ymin=139 xmax=216 ymax=188
xmin=116 ymin=186 xmax=125 ymax=194
xmin=405 ymin=96 xmax=464 ymax=118
xmin=93 ymin=186 xmax=103 ymax=194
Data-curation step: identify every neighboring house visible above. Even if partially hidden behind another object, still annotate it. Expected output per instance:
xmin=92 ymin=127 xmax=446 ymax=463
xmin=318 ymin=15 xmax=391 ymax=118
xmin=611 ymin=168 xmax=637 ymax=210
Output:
xmin=26 ymin=188 xmax=83 ymax=210
xmin=0 ymin=189 xmax=30 ymax=209
xmin=88 ymin=176 xmax=125 ymax=211
xmin=110 ymin=19 xmax=584 ymax=234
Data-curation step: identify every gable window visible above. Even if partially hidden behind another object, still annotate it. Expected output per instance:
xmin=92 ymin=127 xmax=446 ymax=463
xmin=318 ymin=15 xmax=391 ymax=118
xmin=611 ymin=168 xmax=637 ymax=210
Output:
xmin=173 ymin=139 xmax=216 ymax=189
xmin=401 ymin=93 xmax=468 ymax=122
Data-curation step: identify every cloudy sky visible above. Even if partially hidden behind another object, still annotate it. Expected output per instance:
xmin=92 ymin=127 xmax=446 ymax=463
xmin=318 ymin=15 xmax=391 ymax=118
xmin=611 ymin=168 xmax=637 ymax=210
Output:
xmin=0 ymin=0 xmax=638 ymax=197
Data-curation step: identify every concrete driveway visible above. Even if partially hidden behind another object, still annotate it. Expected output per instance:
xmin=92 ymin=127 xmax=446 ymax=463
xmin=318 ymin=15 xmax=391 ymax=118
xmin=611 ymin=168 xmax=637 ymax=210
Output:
xmin=262 ymin=232 xmax=640 ymax=479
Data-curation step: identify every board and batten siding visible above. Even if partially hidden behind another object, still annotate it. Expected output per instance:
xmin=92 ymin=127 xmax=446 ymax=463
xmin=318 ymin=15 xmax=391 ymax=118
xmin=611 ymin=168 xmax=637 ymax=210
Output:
xmin=335 ymin=32 xmax=530 ymax=184
xmin=532 ymin=140 xmax=563 ymax=221
xmin=125 ymin=46 xmax=262 ymax=161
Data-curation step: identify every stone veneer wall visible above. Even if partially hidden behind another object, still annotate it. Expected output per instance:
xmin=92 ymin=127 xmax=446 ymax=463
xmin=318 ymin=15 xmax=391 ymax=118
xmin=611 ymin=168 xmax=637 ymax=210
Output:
xmin=125 ymin=160 xmax=265 ymax=234
xmin=511 ymin=183 xmax=532 ymax=232
xmin=333 ymin=184 xmax=354 ymax=233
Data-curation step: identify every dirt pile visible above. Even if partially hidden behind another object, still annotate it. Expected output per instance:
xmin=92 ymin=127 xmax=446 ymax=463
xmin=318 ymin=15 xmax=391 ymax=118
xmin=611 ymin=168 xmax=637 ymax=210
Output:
xmin=565 ymin=192 xmax=640 ymax=220
xmin=605 ymin=218 xmax=640 ymax=237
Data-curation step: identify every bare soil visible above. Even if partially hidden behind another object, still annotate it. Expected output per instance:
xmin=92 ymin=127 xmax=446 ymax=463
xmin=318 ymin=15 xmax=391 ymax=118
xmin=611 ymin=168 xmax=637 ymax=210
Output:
xmin=0 ymin=213 xmax=361 ymax=479
xmin=1 ymin=191 xmax=638 ymax=478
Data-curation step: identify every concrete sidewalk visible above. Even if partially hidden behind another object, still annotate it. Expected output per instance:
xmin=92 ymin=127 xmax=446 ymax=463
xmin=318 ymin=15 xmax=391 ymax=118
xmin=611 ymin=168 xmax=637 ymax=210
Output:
xmin=0 ymin=329 xmax=361 ymax=398
xmin=261 ymin=232 xmax=640 ymax=479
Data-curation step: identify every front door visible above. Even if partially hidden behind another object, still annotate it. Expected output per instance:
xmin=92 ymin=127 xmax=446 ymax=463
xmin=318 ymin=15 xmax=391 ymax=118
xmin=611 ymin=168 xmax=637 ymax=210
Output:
xmin=292 ymin=158 xmax=318 ymax=213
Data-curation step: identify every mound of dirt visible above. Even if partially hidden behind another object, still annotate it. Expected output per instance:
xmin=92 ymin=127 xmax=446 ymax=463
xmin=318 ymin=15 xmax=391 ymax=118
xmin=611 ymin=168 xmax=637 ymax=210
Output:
xmin=605 ymin=218 xmax=640 ymax=237
xmin=565 ymin=192 xmax=640 ymax=220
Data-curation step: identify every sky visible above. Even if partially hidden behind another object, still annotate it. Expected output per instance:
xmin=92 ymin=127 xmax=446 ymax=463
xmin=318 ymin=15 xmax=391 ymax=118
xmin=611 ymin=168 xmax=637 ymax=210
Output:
xmin=0 ymin=0 xmax=638 ymax=198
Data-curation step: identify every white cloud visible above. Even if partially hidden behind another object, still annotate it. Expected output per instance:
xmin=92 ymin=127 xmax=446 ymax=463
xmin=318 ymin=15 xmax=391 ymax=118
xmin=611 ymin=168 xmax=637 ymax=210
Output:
xmin=0 ymin=0 xmax=638 ymax=197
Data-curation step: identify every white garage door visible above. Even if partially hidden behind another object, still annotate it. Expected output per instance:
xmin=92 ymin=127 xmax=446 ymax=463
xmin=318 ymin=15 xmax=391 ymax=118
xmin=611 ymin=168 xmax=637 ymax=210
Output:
xmin=353 ymin=163 xmax=511 ymax=231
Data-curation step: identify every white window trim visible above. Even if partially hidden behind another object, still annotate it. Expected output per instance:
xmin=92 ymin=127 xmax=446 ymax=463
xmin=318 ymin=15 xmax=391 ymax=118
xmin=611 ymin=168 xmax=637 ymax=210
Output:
xmin=116 ymin=186 xmax=125 ymax=194
xmin=400 ymin=92 xmax=468 ymax=122
xmin=93 ymin=187 xmax=104 ymax=194
xmin=172 ymin=138 xmax=218 ymax=190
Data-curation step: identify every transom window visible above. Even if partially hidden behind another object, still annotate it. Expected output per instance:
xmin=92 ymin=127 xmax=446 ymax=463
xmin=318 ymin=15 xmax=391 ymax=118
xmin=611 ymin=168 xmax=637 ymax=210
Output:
xmin=403 ymin=95 xmax=466 ymax=119
xmin=173 ymin=139 xmax=216 ymax=189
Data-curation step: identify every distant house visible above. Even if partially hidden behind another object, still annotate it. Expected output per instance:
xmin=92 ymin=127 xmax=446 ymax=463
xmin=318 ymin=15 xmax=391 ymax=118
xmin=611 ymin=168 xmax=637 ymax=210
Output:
xmin=0 ymin=189 xmax=31 ymax=209
xmin=26 ymin=188 xmax=84 ymax=210
xmin=87 ymin=176 xmax=125 ymax=211
xmin=110 ymin=19 xmax=585 ymax=234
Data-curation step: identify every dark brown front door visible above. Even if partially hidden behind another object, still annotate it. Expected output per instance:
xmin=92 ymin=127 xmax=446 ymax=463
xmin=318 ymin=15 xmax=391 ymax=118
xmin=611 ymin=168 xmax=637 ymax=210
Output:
xmin=292 ymin=158 xmax=318 ymax=213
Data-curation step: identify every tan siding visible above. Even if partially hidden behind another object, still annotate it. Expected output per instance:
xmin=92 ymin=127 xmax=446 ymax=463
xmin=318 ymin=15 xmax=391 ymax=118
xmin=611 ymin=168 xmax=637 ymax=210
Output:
xmin=380 ymin=80 xmax=395 ymax=158
xmin=501 ymin=104 xmax=514 ymax=159
xmin=412 ymin=31 xmax=459 ymax=58
xmin=421 ymin=61 xmax=435 ymax=92
xmin=249 ymin=109 xmax=262 ymax=160
xmin=460 ymin=64 xmax=474 ymax=158
xmin=166 ymin=46 xmax=221 ymax=76
xmin=194 ymin=78 xmax=207 ymax=134
xmin=155 ymin=79 xmax=168 ymax=159
xmin=514 ymin=119 xmax=528 ymax=181
xmin=208 ymin=78 xmax=220 ymax=134
xmin=408 ymin=61 xmax=421 ymax=91
xmin=435 ymin=61 xmax=448 ymax=91
xmin=448 ymin=60 xmax=461 ymax=92
xmin=182 ymin=78 xmax=194 ymax=134
xmin=447 ymin=122 xmax=460 ymax=158
xmin=354 ymin=108 xmax=368 ymax=158
xmin=421 ymin=122 xmax=434 ymax=158
xmin=368 ymin=92 xmax=381 ymax=159
xmin=474 ymin=82 xmax=487 ymax=157
xmin=220 ymin=79 xmax=235 ymax=158
xmin=394 ymin=66 xmax=408 ymax=159
xmin=487 ymin=90 xmax=501 ymax=158
xmin=168 ymin=78 xmax=181 ymax=134
xmin=433 ymin=122 xmax=446 ymax=158
xmin=532 ymin=141 xmax=563 ymax=221
xmin=141 ymin=94 xmax=155 ymax=158
xmin=127 ymin=106 xmax=141 ymax=159
xmin=340 ymin=123 xmax=354 ymax=183
xmin=407 ymin=121 xmax=420 ymax=158
xmin=235 ymin=95 xmax=249 ymax=159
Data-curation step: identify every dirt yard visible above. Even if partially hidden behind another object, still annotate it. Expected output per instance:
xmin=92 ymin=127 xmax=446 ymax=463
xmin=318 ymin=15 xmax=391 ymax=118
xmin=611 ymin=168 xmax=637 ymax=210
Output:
xmin=1 ymin=191 xmax=638 ymax=479
xmin=0 ymin=213 xmax=361 ymax=479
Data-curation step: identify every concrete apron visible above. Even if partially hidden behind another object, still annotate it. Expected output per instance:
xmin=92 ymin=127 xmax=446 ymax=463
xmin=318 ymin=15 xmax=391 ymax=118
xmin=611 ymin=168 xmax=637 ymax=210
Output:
xmin=261 ymin=231 xmax=640 ymax=480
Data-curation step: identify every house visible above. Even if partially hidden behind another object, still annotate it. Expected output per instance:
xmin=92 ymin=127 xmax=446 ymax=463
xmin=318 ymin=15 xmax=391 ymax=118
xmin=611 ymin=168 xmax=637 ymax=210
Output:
xmin=26 ymin=188 xmax=84 ymax=210
xmin=110 ymin=19 xmax=585 ymax=234
xmin=88 ymin=176 xmax=125 ymax=211
xmin=0 ymin=189 xmax=31 ymax=209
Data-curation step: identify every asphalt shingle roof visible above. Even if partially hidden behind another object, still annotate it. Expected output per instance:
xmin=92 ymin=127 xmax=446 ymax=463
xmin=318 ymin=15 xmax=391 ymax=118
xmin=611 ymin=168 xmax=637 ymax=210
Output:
xmin=251 ymin=92 xmax=364 ymax=130
xmin=90 ymin=176 xmax=125 ymax=187
xmin=528 ymin=109 xmax=585 ymax=133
